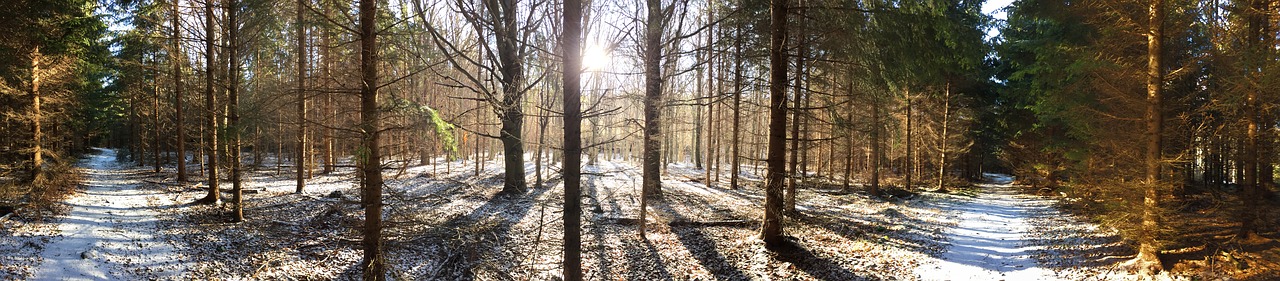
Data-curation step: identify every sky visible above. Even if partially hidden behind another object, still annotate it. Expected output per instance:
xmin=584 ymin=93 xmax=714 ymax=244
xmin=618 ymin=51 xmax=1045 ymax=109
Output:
xmin=982 ymin=0 xmax=1015 ymax=40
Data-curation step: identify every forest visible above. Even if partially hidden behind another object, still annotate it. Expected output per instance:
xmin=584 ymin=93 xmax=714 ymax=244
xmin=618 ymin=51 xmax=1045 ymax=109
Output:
xmin=0 ymin=0 xmax=1278 ymax=280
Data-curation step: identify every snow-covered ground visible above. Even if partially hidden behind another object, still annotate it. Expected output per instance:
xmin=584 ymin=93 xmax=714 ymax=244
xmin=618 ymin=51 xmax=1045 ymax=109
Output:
xmin=915 ymin=173 xmax=1071 ymax=280
xmin=3 ymin=151 xmax=1145 ymax=280
xmin=27 ymin=148 xmax=189 ymax=280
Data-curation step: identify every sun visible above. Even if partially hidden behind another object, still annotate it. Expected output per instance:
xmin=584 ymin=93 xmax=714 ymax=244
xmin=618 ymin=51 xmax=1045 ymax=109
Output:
xmin=583 ymin=44 xmax=610 ymax=72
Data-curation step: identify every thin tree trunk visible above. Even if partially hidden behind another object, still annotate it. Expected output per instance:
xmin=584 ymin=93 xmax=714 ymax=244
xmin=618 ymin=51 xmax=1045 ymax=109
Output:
xmin=786 ymin=45 xmax=804 ymax=215
xmin=870 ymin=94 xmax=881 ymax=196
xmin=172 ymin=1 xmax=187 ymax=182
xmin=197 ymin=0 xmax=220 ymax=205
xmin=296 ymin=0 xmax=308 ymax=193
xmin=228 ymin=0 xmax=244 ymax=222
xmin=938 ymin=83 xmax=951 ymax=192
xmin=730 ymin=26 xmax=743 ymax=190
xmin=358 ymin=0 xmax=385 ymax=278
xmin=561 ymin=0 xmax=584 ymax=277
xmin=904 ymin=91 xmax=912 ymax=190
xmin=30 ymin=45 xmax=42 ymax=177
xmin=153 ymin=63 xmax=162 ymax=173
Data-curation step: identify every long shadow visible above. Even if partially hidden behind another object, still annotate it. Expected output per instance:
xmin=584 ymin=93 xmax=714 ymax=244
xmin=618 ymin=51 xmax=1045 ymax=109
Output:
xmin=651 ymin=197 xmax=751 ymax=280
xmin=771 ymin=238 xmax=869 ymax=281
xmin=399 ymin=173 xmax=554 ymax=280
xmin=580 ymin=162 xmax=677 ymax=279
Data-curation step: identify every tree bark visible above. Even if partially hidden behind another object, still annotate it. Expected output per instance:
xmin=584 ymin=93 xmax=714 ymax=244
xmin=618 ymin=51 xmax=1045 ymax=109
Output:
xmin=228 ymin=0 xmax=244 ymax=222
xmin=1134 ymin=0 xmax=1165 ymax=272
xmin=642 ymin=0 xmax=665 ymax=202
xmin=561 ymin=0 xmax=584 ymax=278
xmin=730 ymin=26 xmax=743 ymax=190
xmin=358 ymin=0 xmax=385 ymax=278
xmin=938 ymin=83 xmax=951 ymax=192
xmin=197 ymin=0 xmax=220 ymax=205
xmin=761 ymin=0 xmax=787 ymax=248
xmin=870 ymin=94 xmax=881 ymax=197
xmin=786 ymin=44 xmax=805 ymax=215
xmin=296 ymin=0 xmax=308 ymax=193
xmin=171 ymin=0 xmax=186 ymax=182
xmin=31 ymin=46 xmax=42 ymax=177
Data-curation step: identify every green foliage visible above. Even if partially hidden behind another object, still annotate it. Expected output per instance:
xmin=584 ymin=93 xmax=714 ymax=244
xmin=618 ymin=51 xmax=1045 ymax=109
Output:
xmin=388 ymin=97 xmax=459 ymax=158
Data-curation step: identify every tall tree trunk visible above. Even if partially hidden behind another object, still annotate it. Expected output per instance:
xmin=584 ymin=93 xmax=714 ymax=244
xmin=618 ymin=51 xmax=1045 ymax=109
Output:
xmin=358 ymin=0 xmax=385 ymax=278
xmin=1134 ymin=0 xmax=1165 ymax=272
xmin=172 ymin=0 xmax=187 ymax=182
xmin=761 ymin=0 xmax=787 ymax=248
xmin=321 ymin=0 xmax=334 ymax=174
xmin=197 ymin=0 xmax=220 ymax=205
xmin=30 ymin=46 xmax=42 ymax=177
xmin=153 ymin=63 xmax=162 ymax=173
xmin=641 ymin=0 xmax=665 ymax=203
xmin=495 ymin=0 xmax=527 ymax=195
xmin=786 ymin=45 xmax=805 ymax=215
xmin=938 ymin=83 xmax=951 ymax=192
xmin=1238 ymin=0 xmax=1269 ymax=239
xmin=296 ymin=0 xmax=308 ymax=193
xmin=870 ymin=94 xmax=881 ymax=196
xmin=730 ymin=26 xmax=743 ymax=190
xmin=561 ymin=0 xmax=584 ymax=278
xmin=228 ymin=0 xmax=244 ymax=222
xmin=904 ymin=91 xmax=912 ymax=190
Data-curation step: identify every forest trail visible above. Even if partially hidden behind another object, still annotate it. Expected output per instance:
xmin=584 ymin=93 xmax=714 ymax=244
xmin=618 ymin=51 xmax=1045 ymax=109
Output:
xmin=30 ymin=148 xmax=186 ymax=280
xmin=916 ymin=174 xmax=1066 ymax=281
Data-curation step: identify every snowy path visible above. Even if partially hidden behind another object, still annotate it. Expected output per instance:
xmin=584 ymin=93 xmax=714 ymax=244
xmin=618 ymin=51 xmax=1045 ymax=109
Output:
xmin=30 ymin=148 xmax=186 ymax=280
xmin=916 ymin=174 xmax=1065 ymax=281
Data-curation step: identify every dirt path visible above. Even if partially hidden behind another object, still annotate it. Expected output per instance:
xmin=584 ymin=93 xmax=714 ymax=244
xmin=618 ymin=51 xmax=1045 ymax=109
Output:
xmin=30 ymin=148 xmax=186 ymax=280
xmin=915 ymin=174 xmax=1066 ymax=281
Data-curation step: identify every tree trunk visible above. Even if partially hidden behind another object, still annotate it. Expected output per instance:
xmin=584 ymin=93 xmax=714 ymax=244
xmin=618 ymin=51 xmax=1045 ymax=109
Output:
xmin=730 ymin=26 xmax=743 ymax=190
xmin=153 ymin=63 xmax=162 ymax=173
xmin=228 ymin=0 xmax=244 ymax=222
xmin=1134 ymin=0 xmax=1165 ymax=272
xmin=172 ymin=0 xmax=186 ymax=182
xmin=642 ymin=0 xmax=665 ymax=203
xmin=1238 ymin=0 xmax=1269 ymax=239
xmin=358 ymin=0 xmax=385 ymax=278
xmin=761 ymin=0 xmax=787 ymax=248
xmin=870 ymin=95 xmax=881 ymax=197
xmin=31 ymin=46 xmax=42 ymax=177
xmin=296 ymin=0 xmax=308 ymax=193
xmin=495 ymin=0 xmax=527 ymax=195
xmin=197 ymin=0 xmax=220 ymax=205
xmin=938 ymin=83 xmax=951 ymax=192
xmin=786 ymin=45 xmax=805 ymax=215
xmin=904 ymin=91 xmax=912 ymax=190
xmin=561 ymin=0 xmax=584 ymax=278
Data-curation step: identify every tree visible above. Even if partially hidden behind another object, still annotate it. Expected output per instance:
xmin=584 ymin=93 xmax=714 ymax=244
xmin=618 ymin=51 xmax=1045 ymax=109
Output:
xmin=357 ymin=0 xmax=385 ymax=277
xmin=1130 ymin=0 xmax=1164 ymax=273
xmin=561 ymin=0 xmax=584 ymax=278
xmin=295 ymin=0 xmax=307 ymax=193
xmin=424 ymin=0 xmax=538 ymax=195
xmin=196 ymin=0 xmax=221 ymax=205
xmin=760 ymin=0 xmax=786 ymax=248
xmin=171 ymin=0 xmax=187 ymax=183
xmin=227 ymin=0 xmax=244 ymax=222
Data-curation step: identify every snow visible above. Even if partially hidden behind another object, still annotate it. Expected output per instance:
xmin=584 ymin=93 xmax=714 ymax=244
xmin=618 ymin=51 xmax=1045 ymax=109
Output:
xmin=915 ymin=173 xmax=1066 ymax=281
xmin=3 ymin=151 xmax=1153 ymax=280
xmin=29 ymin=148 xmax=189 ymax=280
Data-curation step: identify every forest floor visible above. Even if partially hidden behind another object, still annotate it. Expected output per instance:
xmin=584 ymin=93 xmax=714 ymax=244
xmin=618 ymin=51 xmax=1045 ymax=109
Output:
xmin=3 ymin=149 xmax=1269 ymax=280
xmin=1 ymin=148 xmax=189 ymax=280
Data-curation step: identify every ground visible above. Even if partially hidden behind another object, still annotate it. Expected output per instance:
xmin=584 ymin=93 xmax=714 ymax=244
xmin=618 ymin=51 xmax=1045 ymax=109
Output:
xmin=1 ymin=149 xmax=1275 ymax=280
